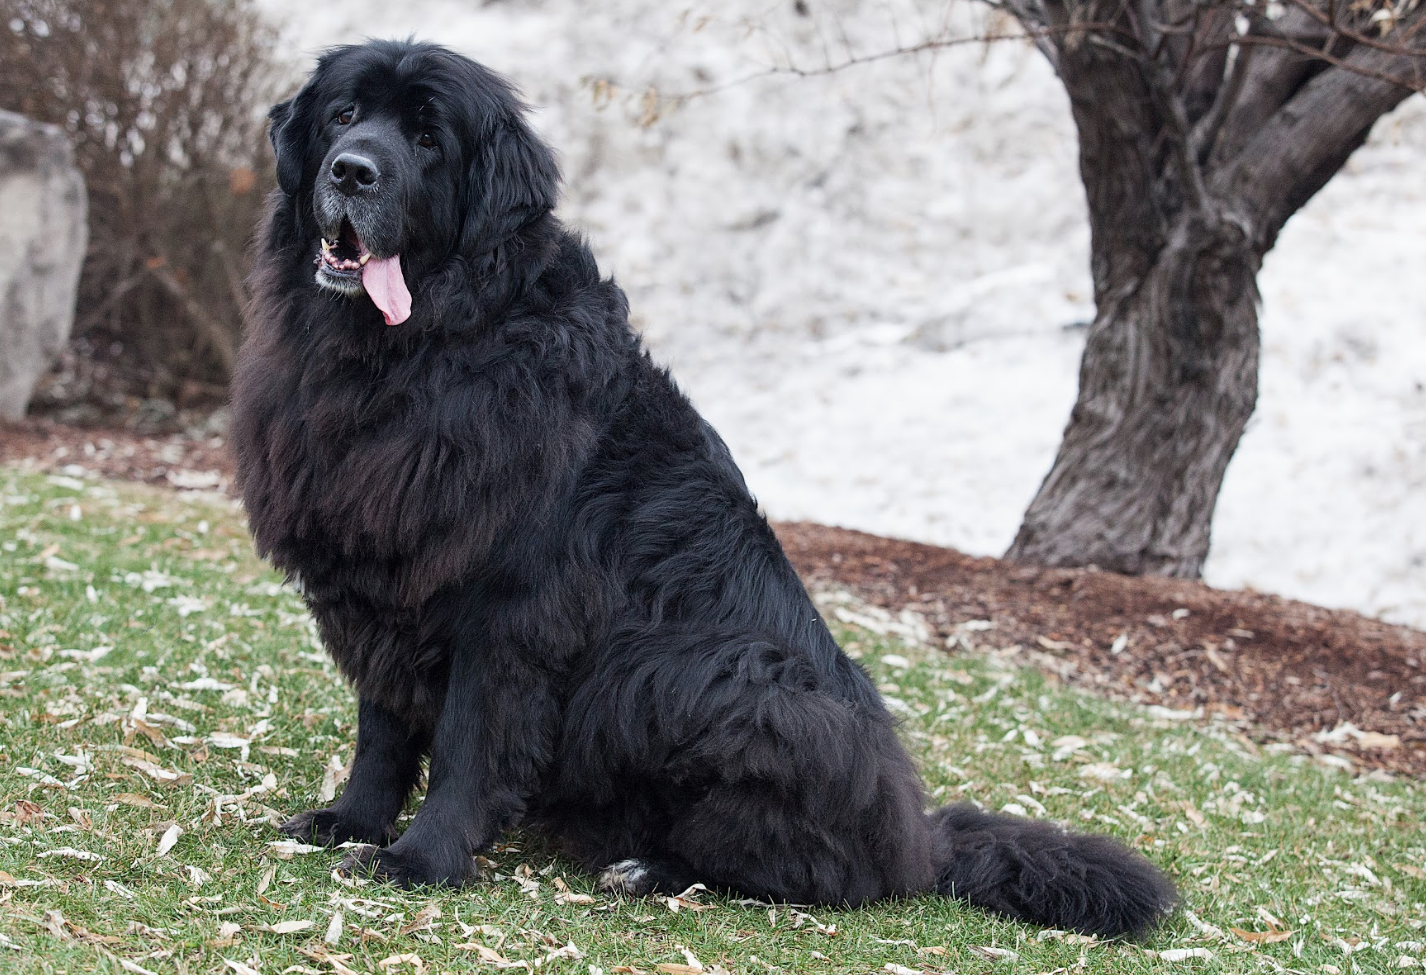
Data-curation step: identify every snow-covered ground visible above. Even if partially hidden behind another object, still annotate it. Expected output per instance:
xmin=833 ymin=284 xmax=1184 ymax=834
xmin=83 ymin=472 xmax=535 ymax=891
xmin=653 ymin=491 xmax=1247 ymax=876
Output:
xmin=256 ymin=0 xmax=1426 ymax=629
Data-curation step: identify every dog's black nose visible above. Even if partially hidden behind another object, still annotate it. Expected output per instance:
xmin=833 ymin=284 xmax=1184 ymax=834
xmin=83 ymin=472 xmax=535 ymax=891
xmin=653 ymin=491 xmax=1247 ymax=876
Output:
xmin=330 ymin=152 xmax=379 ymax=195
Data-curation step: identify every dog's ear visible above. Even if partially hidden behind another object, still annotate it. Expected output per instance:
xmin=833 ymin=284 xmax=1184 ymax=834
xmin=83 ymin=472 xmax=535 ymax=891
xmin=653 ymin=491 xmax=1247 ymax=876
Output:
xmin=267 ymin=97 xmax=307 ymax=198
xmin=462 ymin=116 xmax=559 ymax=251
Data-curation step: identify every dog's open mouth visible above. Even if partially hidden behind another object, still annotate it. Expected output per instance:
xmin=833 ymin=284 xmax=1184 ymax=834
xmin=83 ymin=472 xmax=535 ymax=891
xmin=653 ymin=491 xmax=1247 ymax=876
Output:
xmin=319 ymin=219 xmax=371 ymax=275
xmin=314 ymin=219 xmax=412 ymax=326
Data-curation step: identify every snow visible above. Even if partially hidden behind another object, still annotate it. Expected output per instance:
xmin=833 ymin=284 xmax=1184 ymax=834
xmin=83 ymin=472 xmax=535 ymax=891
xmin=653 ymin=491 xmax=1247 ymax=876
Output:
xmin=256 ymin=0 xmax=1426 ymax=628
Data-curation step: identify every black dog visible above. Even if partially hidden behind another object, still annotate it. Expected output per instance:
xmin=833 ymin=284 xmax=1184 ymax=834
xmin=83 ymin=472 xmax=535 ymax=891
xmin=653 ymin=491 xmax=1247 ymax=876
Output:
xmin=231 ymin=40 xmax=1176 ymax=938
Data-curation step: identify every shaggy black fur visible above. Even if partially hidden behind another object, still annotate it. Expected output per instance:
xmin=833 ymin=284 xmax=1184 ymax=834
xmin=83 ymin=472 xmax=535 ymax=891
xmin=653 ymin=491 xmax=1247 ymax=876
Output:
xmin=231 ymin=39 xmax=1178 ymax=938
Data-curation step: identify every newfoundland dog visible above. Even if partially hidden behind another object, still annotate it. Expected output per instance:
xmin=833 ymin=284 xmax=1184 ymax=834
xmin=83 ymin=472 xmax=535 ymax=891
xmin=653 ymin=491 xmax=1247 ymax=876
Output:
xmin=231 ymin=40 xmax=1176 ymax=937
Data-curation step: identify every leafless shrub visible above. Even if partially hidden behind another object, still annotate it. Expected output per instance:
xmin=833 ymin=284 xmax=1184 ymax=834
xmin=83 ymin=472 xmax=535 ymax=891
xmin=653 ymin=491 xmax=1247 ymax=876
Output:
xmin=0 ymin=0 xmax=292 ymax=422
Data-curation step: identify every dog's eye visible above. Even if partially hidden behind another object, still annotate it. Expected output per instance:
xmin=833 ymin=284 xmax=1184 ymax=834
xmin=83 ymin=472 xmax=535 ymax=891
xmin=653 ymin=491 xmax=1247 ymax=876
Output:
xmin=335 ymin=106 xmax=355 ymax=125
xmin=417 ymin=131 xmax=438 ymax=149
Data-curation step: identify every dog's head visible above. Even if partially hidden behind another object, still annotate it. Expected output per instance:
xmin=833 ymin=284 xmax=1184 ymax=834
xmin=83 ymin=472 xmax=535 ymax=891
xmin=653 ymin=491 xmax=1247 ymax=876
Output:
xmin=266 ymin=40 xmax=559 ymax=324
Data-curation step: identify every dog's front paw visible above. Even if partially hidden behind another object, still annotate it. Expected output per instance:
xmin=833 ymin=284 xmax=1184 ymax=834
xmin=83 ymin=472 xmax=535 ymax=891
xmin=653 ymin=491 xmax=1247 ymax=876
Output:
xmin=337 ymin=842 xmax=475 ymax=888
xmin=280 ymin=807 xmax=396 ymax=848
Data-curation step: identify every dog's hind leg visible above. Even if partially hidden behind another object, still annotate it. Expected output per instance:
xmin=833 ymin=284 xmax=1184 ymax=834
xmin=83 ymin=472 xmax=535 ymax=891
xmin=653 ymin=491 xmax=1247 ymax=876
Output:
xmin=587 ymin=766 xmax=931 ymax=906
xmin=569 ymin=631 xmax=937 ymax=906
xmin=660 ymin=759 xmax=934 ymax=907
xmin=596 ymin=856 xmax=699 ymax=897
xmin=281 ymin=697 xmax=426 ymax=846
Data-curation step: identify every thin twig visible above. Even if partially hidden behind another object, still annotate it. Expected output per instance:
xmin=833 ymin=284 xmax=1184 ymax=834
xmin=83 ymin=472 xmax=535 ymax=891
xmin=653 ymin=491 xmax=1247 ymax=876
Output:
xmin=1277 ymin=0 xmax=1426 ymax=55
xmin=660 ymin=22 xmax=1131 ymax=104
xmin=145 ymin=257 xmax=237 ymax=377
xmin=1205 ymin=31 xmax=1426 ymax=89
xmin=74 ymin=273 xmax=146 ymax=333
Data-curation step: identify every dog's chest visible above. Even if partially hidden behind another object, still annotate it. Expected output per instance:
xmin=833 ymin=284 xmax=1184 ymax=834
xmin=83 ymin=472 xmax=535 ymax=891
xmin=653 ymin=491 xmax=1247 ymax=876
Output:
xmin=249 ymin=354 xmax=433 ymax=557
xmin=309 ymin=595 xmax=451 ymax=723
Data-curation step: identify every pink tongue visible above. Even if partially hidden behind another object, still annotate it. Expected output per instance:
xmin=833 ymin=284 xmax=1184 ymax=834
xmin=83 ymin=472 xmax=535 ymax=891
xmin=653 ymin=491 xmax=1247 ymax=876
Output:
xmin=361 ymin=254 xmax=412 ymax=326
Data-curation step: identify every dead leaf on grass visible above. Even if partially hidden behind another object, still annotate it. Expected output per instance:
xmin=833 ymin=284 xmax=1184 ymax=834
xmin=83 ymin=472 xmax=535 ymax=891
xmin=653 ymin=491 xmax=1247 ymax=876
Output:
xmin=266 ymin=839 xmax=323 ymax=859
xmin=40 ymin=909 xmax=68 ymax=940
xmin=398 ymin=902 xmax=441 ymax=935
xmin=454 ymin=943 xmax=529 ymax=968
xmin=128 ymin=718 xmax=173 ymax=749
xmin=103 ymin=880 xmax=137 ymax=899
xmin=555 ymin=891 xmax=597 ymax=905
xmin=155 ymin=823 xmax=182 ymax=856
xmin=1314 ymin=723 xmax=1402 ymax=751
xmin=664 ymin=885 xmax=712 ymax=913
xmin=0 ymin=871 xmax=54 ymax=888
xmin=1049 ymin=735 xmax=1088 ymax=761
xmin=113 ymin=793 xmax=165 ymax=809
xmin=1231 ymin=927 xmax=1294 ymax=944
xmin=0 ymin=800 xmax=43 ymax=825
xmin=299 ymin=947 xmax=364 ymax=975
xmin=971 ymin=946 xmax=1020 ymax=960
xmin=1078 ymin=762 xmax=1129 ymax=783
xmin=38 ymin=847 xmax=104 ymax=862
xmin=1150 ymin=947 xmax=1215 ymax=961
xmin=552 ymin=875 xmax=599 ymax=905
xmin=537 ymin=943 xmax=583 ymax=965
xmin=787 ymin=910 xmax=836 ymax=935
xmin=121 ymin=757 xmax=192 ymax=787
xmin=319 ymin=753 xmax=352 ymax=803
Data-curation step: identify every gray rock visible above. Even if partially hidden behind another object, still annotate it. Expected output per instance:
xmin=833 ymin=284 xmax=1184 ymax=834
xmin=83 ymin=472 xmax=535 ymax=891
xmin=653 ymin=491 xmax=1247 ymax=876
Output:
xmin=0 ymin=110 xmax=87 ymax=421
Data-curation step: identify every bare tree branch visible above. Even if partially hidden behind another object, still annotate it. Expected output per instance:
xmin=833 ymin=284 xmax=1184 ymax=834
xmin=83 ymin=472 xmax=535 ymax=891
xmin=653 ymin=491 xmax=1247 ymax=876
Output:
xmin=1212 ymin=31 xmax=1426 ymax=249
xmin=1229 ymin=30 xmax=1426 ymax=88
xmin=1189 ymin=34 xmax=1253 ymax=163
xmin=662 ymin=22 xmax=1124 ymax=104
xmin=1206 ymin=5 xmax=1341 ymax=167
xmin=1178 ymin=6 xmax=1237 ymax=125
xmin=145 ymin=257 xmax=238 ymax=376
xmin=987 ymin=0 xmax=1061 ymax=67
xmin=1279 ymin=0 xmax=1426 ymax=58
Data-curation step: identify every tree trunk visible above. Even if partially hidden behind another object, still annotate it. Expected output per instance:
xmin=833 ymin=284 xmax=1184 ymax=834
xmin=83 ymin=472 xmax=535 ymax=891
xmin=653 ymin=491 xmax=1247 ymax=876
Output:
xmin=1005 ymin=215 xmax=1261 ymax=578
xmin=996 ymin=0 xmax=1422 ymax=580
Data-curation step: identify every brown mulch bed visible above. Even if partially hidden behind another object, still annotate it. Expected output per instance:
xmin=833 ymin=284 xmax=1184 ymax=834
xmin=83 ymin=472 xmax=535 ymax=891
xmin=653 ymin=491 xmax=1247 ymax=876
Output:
xmin=0 ymin=418 xmax=233 ymax=489
xmin=778 ymin=523 xmax=1426 ymax=778
xmin=4 ymin=418 xmax=1423 ymax=777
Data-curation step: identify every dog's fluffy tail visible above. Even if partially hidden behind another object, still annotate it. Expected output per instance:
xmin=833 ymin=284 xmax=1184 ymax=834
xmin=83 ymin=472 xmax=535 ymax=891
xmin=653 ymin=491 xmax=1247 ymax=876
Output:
xmin=929 ymin=803 xmax=1177 ymax=938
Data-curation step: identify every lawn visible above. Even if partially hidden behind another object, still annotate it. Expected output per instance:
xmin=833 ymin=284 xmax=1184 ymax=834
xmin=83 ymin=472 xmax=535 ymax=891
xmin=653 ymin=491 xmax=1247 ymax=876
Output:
xmin=0 ymin=466 xmax=1422 ymax=974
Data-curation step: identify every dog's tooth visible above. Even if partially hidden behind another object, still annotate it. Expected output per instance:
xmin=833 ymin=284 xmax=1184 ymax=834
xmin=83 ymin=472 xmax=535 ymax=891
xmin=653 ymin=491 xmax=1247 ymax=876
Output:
xmin=359 ymin=253 xmax=370 ymax=266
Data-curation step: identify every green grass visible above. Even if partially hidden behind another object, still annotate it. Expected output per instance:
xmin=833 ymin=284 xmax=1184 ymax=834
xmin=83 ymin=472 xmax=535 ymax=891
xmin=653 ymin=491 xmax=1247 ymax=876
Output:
xmin=0 ymin=465 xmax=1422 ymax=975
